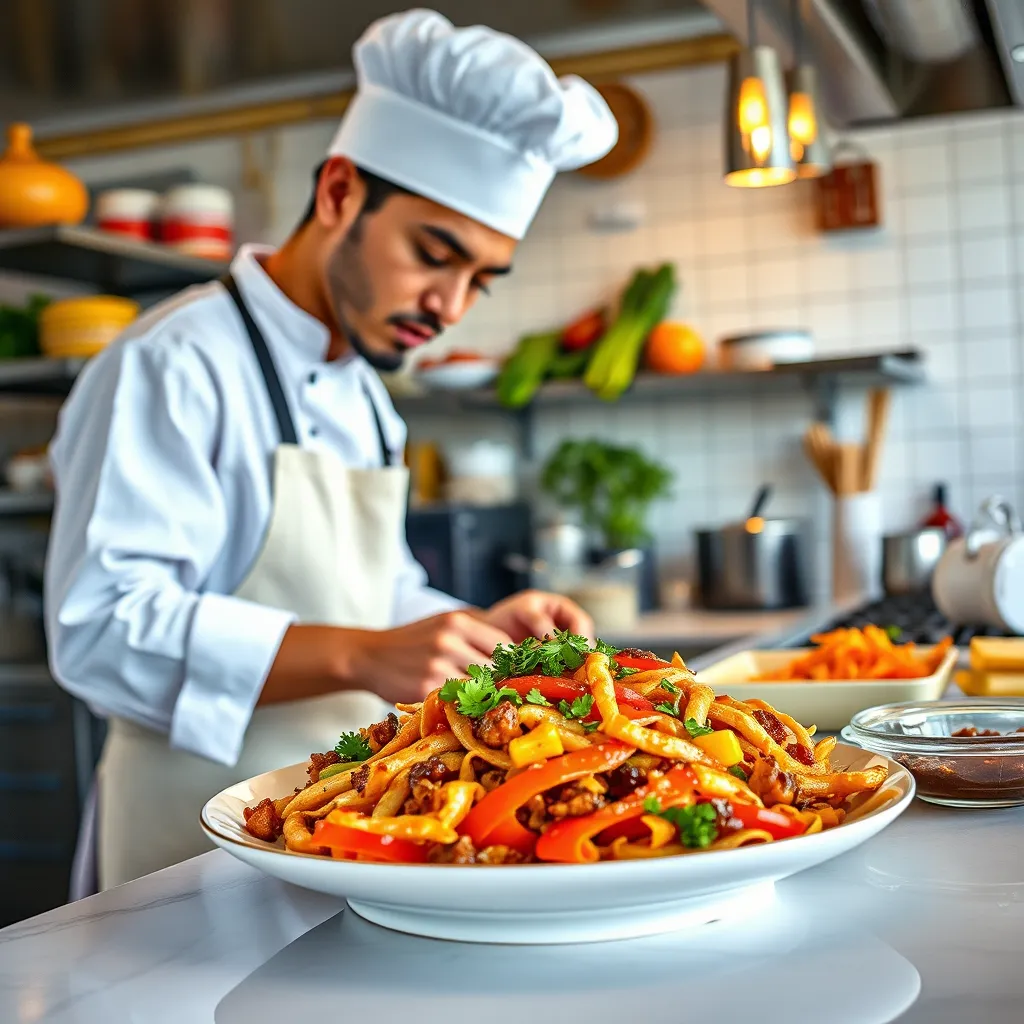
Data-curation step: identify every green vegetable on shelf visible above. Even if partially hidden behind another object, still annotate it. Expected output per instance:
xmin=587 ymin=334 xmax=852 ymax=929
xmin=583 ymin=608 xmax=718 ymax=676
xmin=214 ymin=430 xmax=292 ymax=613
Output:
xmin=0 ymin=294 xmax=49 ymax=360
xmin=496 ymin=330 xmax=560 ymax=408
xmin=583 ymin=264 xmax=677 ymax=401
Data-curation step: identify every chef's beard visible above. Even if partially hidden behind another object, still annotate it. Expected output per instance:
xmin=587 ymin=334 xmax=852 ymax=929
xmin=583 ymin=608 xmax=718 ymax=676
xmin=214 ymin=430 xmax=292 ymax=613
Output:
xmin=326 ymin=216 xmax=436 ymax=373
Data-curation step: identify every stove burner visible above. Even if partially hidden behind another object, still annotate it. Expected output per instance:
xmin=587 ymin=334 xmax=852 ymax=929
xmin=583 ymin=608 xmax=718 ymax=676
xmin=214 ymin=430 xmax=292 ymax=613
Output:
xmin=818 ymin=593 xmax=1007 ymax=646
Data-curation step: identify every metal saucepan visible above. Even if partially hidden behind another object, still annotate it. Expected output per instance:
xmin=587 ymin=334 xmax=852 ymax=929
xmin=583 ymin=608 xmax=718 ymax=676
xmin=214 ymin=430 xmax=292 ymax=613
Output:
xmin=881 ymin=527 xmax=948 ymax=595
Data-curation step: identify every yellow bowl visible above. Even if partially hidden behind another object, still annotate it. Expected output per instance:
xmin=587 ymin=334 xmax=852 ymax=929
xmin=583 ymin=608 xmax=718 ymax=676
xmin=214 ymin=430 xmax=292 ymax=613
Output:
xmin=40 ymin=296 xmax=139 ymax=357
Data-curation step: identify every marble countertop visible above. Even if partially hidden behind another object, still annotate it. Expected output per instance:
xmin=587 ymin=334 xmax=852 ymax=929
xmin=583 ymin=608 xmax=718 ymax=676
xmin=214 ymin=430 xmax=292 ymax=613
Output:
xmin=2 ymin=799 xmax=1022 ymax=1024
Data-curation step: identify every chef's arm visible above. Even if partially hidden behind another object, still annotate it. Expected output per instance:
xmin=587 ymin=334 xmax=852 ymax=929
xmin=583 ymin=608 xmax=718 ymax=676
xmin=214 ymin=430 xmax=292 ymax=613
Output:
xmin=46 ymin=339 xmax=293 ymax=768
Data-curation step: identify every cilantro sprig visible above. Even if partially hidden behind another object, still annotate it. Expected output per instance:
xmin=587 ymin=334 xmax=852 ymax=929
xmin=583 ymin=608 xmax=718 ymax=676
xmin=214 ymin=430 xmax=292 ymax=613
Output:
xmin=684 ymin=718 xmax=715 ymax=738
xmin=524 ymin=687 xmax=552 ymax=706
xmin=728 ymin=765 xmax=749 ymax=781
xmin=557 ymin=694 xmax=594 ymax=721
xmin=334 ymin=731 xmax=373 ymax=762
xmin=439 ymin=665 xmax=522 ymax=718
xmin=644 ymin=796 xmax=720 ymax=849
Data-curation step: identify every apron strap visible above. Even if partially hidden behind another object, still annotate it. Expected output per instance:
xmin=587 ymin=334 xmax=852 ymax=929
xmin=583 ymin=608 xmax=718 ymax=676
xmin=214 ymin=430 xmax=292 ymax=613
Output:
xmin=361 ymin=382 xmax=394 ymax=468
xmin=221 ymin=274 xmax=299 ymax=446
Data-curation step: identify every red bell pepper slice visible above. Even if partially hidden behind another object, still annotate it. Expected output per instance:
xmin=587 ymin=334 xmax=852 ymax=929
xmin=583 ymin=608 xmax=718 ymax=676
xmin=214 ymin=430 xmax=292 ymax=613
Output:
xmin=728 ymin=803 xmax=807 ymax=840
xmin=459 ymin=741 xmax=633 ymax=849
xmin=534 ymin=766 xmax=696 ymax=863
xmin=498 ymin=676 xmax=654 ymax=717
xmin=614 ymin=655 xmax=673 ymax=672
xmin=312 ymin=820 xmax=429 ymax=864
xmin=561 ymin=308 xmax=605 ymax=351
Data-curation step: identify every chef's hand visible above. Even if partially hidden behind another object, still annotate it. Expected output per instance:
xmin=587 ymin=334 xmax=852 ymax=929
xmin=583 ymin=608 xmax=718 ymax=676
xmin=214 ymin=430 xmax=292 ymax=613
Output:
xmin=477 ymin=589 xmax=594 ymax=644
xmin=340 ymin=611 xmax=514 ymax=705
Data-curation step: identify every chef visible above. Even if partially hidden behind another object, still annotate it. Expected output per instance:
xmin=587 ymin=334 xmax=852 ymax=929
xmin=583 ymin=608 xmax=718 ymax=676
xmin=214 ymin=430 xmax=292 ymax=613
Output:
xmin=44 ymin=9 xmax=617 ymax=889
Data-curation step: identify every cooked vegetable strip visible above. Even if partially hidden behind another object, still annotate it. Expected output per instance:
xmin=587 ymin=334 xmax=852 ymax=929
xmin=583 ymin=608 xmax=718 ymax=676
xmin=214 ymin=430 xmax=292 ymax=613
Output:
xmin=792 ymin=766 xmax=888 ymax=799
xmin=324 ymin=809 xmax=459 ymax=845
xmin=433 ymin=781 xmax=484 ymax=830
xmin=585 ymin=652 xmax=624 ymax=723
xmin=604 ymin=713 xmax=716 ymax=766
xmin=444 ymin=703 xmax=514 ymax=769
xmin=813 ymin=735 xmax=838 ymax=763
xmin=373 ymin=769 xmax=412 ymax=818
xmin=682 ymin=685 xmax=715 ymax=727
xmin=347 ymin=732 xmax=464 ymax=806
xmin=706 ymin=702 xmax=825 ymax=776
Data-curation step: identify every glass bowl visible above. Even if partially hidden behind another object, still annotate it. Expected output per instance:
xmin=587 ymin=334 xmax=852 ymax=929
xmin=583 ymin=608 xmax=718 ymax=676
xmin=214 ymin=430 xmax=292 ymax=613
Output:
xmin=840 ymin=700 xmax=1024 ymax=808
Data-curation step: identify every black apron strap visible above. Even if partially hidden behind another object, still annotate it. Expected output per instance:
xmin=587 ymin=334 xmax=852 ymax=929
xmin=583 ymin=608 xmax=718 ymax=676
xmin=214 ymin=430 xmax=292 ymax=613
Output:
xmin=361 ymin=382 xmax=395 ymax=468
xmin=221 ymin=274 xmax=299 ymax=446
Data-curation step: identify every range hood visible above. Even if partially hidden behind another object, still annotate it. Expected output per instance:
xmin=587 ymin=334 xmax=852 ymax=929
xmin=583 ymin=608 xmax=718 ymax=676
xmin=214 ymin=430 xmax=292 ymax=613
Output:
xmin=699 ymin=0 xmax=1024 ymax=125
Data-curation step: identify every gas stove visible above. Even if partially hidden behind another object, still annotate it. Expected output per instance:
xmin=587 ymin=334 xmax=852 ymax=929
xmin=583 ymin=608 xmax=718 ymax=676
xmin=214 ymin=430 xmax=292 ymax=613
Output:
xmin=819 ymin=593 xmax=1008 ymax=646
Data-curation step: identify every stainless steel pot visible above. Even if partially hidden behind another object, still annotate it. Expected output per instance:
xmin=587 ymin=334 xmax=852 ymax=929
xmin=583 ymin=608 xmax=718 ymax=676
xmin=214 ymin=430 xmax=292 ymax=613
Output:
xmin=695 ymin=517 xmax=811 ymax=610
xmin=881 ymin=528 xmax=948 ymax=595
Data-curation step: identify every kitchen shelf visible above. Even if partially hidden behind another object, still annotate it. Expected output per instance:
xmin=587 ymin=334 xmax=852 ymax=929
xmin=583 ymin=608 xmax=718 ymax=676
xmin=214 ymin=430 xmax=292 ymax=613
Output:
xmin=391 ymin=350 xmax=925 ymax=452
xmin=0 ymin=490 xmax=54 ymax=515
xmin=0 ymin=225 xmax=228 ymax=298
xmin=0 ymin=358 xmax=85 ymax=396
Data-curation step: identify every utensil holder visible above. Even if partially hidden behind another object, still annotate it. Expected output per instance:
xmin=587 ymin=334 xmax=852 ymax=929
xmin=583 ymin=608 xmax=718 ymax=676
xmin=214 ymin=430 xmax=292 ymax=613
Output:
xmin=832 ymin=491 xmax=882 ymax=601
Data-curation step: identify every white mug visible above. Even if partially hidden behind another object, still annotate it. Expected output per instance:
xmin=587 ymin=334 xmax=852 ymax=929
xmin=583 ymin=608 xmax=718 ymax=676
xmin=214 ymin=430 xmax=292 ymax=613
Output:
xmin=932 ymin=496 xmax=1024 ymax=633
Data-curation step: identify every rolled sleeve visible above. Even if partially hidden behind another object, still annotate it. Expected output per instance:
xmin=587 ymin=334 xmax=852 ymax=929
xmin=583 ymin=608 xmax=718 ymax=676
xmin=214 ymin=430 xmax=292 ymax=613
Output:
xmin=171 ymin=593 xmax=296 ymax=765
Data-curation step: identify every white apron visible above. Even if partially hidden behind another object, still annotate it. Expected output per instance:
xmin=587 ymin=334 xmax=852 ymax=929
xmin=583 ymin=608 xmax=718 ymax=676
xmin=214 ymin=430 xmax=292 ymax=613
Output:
xmin=96 ymin=275 xmax=406 ymax=889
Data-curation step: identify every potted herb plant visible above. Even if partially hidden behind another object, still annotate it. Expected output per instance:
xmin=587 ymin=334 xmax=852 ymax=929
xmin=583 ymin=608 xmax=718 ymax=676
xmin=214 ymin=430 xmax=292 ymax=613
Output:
xmin=540 ymin=439 xmax=673 ymax=611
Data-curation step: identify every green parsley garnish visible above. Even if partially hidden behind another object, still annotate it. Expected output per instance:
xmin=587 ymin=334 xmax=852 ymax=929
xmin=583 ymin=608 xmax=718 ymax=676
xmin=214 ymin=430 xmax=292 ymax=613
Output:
xmin=660 ymin=679 xmax=680 ymax=695
xmin=594 ymin=639 xmax=621 ymax=656
xmin=617 ymin=666 xmax=639 ymax=677
xmin=644 ymin=797 xmax=720 ymax=849
xmin=439 ymin=665 xmax=522 ymax=718
xmin=582 ymin=721 xmax=601 ymax=733
xmin=654 ymin=701 xmax=678 ymax=716
xmin=684 ymin=718 xmax=715 ymax=738
xmin=491 ymin=629 xmax=592 ymax=680
xmin=334 ymin=731 xmax=372 ymax=762
xmin=557 ymin=694 xmax=595 ymax=720
xmin=728 ymin=765 xmax=749 ymax=781
xmin=885 ymin=624 xmax=902 ymax=641
xmin=524 ymin=687 xmax=552 ymax=706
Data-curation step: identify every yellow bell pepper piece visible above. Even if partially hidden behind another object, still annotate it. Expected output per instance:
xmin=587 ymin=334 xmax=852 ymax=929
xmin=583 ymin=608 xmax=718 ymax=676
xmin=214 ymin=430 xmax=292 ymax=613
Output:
xmin=509 ymin=720 xmax=565 ymax=768
xmin=693 ymin=728 xmax=743 ymax=767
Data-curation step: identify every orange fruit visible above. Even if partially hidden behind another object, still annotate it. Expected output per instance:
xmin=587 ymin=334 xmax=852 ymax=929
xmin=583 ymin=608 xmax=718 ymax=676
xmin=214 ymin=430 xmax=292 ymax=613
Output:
xmin=645 ymin=322 xmax=704 ymax=374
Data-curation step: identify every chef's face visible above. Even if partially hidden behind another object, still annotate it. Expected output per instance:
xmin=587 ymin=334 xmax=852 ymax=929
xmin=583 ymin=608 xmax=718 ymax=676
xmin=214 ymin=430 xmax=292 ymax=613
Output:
xmin=313 ymin=158 xmax=517 ymax=371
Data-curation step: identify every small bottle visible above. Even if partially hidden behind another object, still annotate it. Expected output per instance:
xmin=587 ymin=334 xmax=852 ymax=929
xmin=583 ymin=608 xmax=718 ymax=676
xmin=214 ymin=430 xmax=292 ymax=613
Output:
xmin=921 ymin=483 xmax=963 ymax=539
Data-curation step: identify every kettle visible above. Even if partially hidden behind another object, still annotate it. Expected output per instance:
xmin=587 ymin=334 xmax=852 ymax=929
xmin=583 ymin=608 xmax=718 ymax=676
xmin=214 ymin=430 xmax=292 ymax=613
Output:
xmin=932 ymin=496 xmax=1024 ymax=633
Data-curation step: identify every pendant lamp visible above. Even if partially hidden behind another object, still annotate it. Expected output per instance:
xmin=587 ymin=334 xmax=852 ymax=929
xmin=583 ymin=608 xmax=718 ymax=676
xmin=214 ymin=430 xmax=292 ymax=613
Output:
xmin=724 ymin=0 xmax=796 ymax=188
xmin=786 ymin=0 xmax=832 ymax=177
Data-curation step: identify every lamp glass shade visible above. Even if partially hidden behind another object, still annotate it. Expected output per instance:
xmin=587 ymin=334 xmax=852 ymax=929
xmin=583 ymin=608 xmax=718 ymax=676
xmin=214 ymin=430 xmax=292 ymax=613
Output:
xmin=786 ymin=64 xmax=832 ymax=179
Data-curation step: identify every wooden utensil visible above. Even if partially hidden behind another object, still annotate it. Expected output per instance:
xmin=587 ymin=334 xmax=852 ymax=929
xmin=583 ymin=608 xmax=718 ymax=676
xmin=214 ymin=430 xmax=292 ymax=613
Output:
xmin=862 ymin=388 xmax=891 ymax=491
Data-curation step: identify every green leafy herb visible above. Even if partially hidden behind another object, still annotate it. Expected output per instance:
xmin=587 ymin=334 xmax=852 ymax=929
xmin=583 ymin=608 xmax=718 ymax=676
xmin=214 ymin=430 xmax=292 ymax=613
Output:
xmin=582 ymin=721 xmax=601 ymax=733
xmin=660 ymin=679 xmax=680 ymax=695
xmin=595 ymin=639 xmax=621 ymax=657
xmin=525 ymin=688 xmax=552 ymax=706
xmin=728 ymin=765 xmax=749 ymax=781
xmin=885 ymin=624 xmax=902 ymax=641
xmin=685 ymin=718 xmax=715 ymax=738
xmin=617 ymin=666 xmax=639 ymax=677
xmin=334 ymin=731 xmax=372 ymax=762
xmin=654 ymin=701 xmax=678 ymax=716
xmin=557 ymin=694 xmax=594 ymax=721
xmin=439 ymin=664 xmax=522 ymax=718
xmin=644 ymin=797 xmax=720 ymax=849
xmin=491 ymin=629 xmax=592 ymax=681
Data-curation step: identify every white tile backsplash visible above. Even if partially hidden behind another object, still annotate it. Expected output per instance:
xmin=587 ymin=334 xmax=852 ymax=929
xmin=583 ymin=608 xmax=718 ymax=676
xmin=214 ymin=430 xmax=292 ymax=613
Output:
xmin=12 ymin=62 xmax=1014 ymax=601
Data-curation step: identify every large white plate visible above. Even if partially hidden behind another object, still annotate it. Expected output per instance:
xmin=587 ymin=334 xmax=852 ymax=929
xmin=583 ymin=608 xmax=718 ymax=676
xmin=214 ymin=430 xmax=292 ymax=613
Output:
xmin=201 ymin=744 xmax=914 ymax=945
xmin=413 ymin=360 xmax=499 ymax=390
xmin=697 ymin=646 xmax=957 ymax=731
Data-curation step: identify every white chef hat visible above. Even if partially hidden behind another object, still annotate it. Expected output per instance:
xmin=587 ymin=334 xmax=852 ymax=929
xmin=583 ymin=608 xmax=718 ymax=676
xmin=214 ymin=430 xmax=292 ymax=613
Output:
xmin=328 ymin=9 xmax=618 ymax=240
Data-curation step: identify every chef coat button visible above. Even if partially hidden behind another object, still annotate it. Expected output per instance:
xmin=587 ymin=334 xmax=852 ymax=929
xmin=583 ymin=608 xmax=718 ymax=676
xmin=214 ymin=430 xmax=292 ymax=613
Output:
xmin=308 ymin=371 xmax=318 ymax=385
xmin=309 ymin=425 xmax=319 ymax=437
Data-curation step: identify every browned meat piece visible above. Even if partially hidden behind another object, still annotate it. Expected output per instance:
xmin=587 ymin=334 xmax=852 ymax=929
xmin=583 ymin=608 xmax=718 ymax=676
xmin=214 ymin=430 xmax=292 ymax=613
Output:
xmin=307 ymin=750 xmax=340 ymax=784
xmin=350 ymin=763 xmax=370 ymax=793
xmin=787 ymin=742 xmax=815 ymax=766
xmin=709 ymin=797 xmax=744 ymax=835
xmin=429 ymin=836 xmax=477 ymax=864
xmin=548 ymin=784 xmax=605 ymax=819
xmin=753 ymin=709 xmax=788 ymax=746
xmin=405 ymin=779 xmax=444 ymax=816
xmin=408 ymin=754 xmax=450 ymax=787
xmin=617 ymin=647 xmax=659 ymax=660
xmin=367 ymin=713 xmax=400 ymax=752
xmin=606 ymin=763 xmax=647 ymax=800
xmin=477 ymin=845 xmax=527 ymax=865
xmin=242 ymin=798 xmax=283 ymax=842
xmin=473 ymin=699 xmax=521 ymax=749
xmin=479 ymin=769 xmax=506 ymax=792
xmin=519 ymin=793 xmax=547 ymax=832
xmin=747 ymin=757 xmax=796 ymax=806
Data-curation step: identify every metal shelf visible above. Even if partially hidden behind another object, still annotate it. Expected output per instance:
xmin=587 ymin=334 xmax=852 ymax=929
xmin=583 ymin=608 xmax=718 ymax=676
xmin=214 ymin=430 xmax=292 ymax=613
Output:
xmin=0 ymin=491 xmax=54 ymax=515
xmin=392 ymin=350 xmax=926 ymax=422
xmin=0 ymin=225 xmax=227 ymax=298
xmin=0 ymin=359 xmax=85 ymax=396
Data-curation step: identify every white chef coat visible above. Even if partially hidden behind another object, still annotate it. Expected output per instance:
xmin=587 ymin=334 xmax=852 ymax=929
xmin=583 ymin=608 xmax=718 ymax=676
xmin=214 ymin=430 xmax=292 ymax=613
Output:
xmin=44 ymin=244 xmax=461 ymax=767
